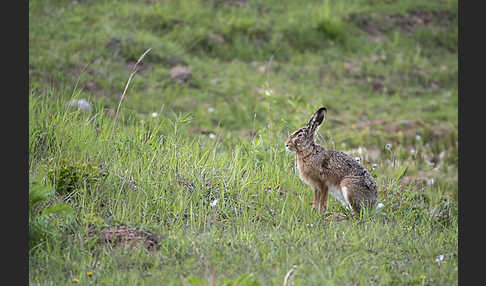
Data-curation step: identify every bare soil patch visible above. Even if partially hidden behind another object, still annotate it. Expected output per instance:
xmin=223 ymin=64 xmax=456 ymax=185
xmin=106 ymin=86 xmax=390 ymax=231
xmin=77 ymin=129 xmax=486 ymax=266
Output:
xmin=88 ymin=226 xmax=160 ymax=250
xmin=350 ymin=10 xmax=456 ymax=36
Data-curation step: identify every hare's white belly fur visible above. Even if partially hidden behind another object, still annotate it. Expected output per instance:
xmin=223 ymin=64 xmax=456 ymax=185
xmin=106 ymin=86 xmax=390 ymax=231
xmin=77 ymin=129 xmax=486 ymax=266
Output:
xmin=329 ymin=185 xmax=351 ymax=210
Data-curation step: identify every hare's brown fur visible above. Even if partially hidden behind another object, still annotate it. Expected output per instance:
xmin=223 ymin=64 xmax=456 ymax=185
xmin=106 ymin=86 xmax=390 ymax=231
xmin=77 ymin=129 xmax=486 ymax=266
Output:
xmin=285 ymin=107 xmax=377 ymax=215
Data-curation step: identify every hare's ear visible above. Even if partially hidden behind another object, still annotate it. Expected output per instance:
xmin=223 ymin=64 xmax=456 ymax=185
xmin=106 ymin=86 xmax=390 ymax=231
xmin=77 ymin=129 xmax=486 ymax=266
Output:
xmin=306 ymin=107 xmax=327 ymax=132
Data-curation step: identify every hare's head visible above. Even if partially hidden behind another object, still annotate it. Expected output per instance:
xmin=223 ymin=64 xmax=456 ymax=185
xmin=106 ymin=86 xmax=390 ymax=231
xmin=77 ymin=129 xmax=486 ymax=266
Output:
xmin=285 ymin=107 xmax=327 ymax=152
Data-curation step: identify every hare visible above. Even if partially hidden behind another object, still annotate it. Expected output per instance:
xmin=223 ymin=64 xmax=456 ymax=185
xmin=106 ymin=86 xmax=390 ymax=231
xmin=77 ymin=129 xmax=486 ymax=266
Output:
xmin=285 ymin=107 xmax=378 ymax=215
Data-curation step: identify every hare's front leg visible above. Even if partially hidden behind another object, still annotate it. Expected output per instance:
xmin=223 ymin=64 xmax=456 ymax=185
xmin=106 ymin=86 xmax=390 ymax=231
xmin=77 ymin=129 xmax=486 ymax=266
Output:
xmin=313 ymin=184 xmax=329 ymax=214
xmin=312 ymin=189 xmax=319 ymax=210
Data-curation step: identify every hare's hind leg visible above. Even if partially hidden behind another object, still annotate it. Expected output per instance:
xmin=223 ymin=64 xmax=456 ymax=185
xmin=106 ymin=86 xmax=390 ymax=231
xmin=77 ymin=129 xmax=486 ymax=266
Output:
xmin=339 ymin=178 xmax=365 ymax=215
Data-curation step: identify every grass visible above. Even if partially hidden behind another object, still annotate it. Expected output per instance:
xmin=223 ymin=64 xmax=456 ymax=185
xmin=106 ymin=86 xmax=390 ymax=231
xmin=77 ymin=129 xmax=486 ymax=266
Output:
xmin=29 ymin=0 xmax=457 ymax=285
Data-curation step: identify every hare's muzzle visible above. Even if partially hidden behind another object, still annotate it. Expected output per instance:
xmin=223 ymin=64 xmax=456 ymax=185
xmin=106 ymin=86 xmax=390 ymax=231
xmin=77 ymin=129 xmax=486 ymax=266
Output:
xmin=284 ymin=140 xmax=295 ymax=152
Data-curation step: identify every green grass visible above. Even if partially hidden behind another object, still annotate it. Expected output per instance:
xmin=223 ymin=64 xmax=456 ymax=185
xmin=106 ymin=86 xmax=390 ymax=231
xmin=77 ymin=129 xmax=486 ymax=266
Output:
xmin=29 ymin=0 xmax=457 ymax=285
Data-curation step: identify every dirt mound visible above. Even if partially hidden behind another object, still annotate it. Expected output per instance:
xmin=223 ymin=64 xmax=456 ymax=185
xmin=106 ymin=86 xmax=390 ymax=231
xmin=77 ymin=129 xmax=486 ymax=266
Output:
xmin=387 ymin=10 xmax=456 ymax=32
xmin=89 ymin=226 xmax=160 ymax=250
xmin=171 ymin=66 xmax=193 ymax=85
xmin=206 ymin=0 xmax=248 ymax=7
xmin=350 ymin=10 xmax=456 ymax=36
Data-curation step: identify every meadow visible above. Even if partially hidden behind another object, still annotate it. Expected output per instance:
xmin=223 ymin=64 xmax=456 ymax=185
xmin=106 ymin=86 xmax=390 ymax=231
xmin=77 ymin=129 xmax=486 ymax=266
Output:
xmin=29 ymin=0 xmax=458 ymax=285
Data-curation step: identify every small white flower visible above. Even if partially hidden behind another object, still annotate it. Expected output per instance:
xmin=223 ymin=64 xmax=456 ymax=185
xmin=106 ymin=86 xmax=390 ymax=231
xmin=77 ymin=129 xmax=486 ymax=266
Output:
xmin=67 ymin=99 xmax=92 ymax=112
xmin=210 ymin=199 xmax=218 ymax=207
xmin=385 ymin=143 xmax=392 ymax=150
xmin=410 ymin=148 xmax=416 ymax=155
xmin=372 ymin=163 xmax=378 ymax=169
xmin=427 ymin=178 xmax=435 ymax=185
xmin=209 ymin=133 xmax=216 ymax=139
xmin=415 ymin=135 xmax=422 ymax=141
xmin=207 ymin=107 xmax=215 ymax=113
xmin=435 ymin=254 xmax=445 ymax=263
xmin=426 ymin=160 xmax=435 ymax=167
xmin=439 ymin=151 xmax=446 ymax=159
xmin=151 ymin=112 xmax=158 ymax=118
xmin=357 ymin=146 xmax=365 ymax=155
xmin=264 ymin=89 xmax=273 ymax=96
xmin=376 ymin=203 xmax=384 ymax=210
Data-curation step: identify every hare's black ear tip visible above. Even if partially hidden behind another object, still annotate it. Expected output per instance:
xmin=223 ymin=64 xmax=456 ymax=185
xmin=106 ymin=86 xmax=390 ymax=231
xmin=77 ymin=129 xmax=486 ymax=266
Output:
xmin=317 ymin=107 xmax=327 ymax=114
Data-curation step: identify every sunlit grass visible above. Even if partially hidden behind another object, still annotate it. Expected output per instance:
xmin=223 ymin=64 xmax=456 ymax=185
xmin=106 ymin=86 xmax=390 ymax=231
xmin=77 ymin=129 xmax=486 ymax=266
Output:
xmin=29 ymin=0 xmax=457 ymax=284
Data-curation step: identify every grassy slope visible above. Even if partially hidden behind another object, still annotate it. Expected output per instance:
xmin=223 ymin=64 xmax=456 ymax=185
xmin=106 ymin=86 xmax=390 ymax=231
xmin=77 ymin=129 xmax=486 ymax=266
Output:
xmin=29 ymin=0 xmax=457 ymax=285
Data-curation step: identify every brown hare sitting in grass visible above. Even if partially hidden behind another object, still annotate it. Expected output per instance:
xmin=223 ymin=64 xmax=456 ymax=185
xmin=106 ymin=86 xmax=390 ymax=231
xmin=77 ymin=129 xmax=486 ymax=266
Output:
xmin=285 ymin=107 xmax=380 ymax=215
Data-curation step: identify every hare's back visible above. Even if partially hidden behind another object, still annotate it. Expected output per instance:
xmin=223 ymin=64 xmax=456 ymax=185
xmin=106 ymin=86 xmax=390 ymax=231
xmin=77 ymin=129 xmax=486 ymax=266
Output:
xmin=324 ymin=150 xmax=372 ymax=178
xmin=324 ymin=150 xmax=377 ymax=198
